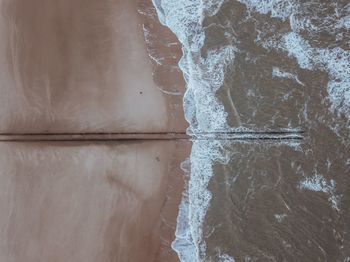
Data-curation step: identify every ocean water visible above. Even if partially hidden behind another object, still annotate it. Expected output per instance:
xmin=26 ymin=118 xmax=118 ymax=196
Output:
xmin=152 ymin=0 xmax=350 ymax=261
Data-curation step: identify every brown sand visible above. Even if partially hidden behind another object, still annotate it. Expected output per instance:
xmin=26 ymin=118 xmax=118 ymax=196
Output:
xmin=0 ymin=0 xmax=187 ymax=134
xmin=0 ymin=141 xmax=190 ymax=262
xmin=0 ymin=1 xmax=190 ymax=261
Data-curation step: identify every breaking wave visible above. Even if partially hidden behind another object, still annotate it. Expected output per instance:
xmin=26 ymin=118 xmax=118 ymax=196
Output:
xmin=151 ymin=0 xmax=349 ymax=261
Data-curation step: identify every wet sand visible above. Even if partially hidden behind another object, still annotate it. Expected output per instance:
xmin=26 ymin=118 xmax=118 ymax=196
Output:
xmin=0 ymin=0 xmax=187 ymax=133
xmin=0 ymin=141 xmax=190 ymax=262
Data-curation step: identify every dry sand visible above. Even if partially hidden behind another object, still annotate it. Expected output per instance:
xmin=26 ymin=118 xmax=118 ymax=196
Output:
xmin=0 ymin=0 xmax=190 ymax=261
xmin=0 ymin=0 xmax=187 ymax=134
xmin=0 ymin=141 xmax=190 ymax=262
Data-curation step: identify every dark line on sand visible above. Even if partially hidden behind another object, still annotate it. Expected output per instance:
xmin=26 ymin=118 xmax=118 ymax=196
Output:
xmin=0 ymin=131 xmax=304 ymax=142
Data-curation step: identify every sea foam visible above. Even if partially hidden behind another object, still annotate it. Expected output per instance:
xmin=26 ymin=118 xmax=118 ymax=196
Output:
xmin=239 ymin=0 xmax=350 ymax=118
xmin=151 ymin=0 xmax=348 ymax=260
xmin=152 ymin=0 xmax=233 ymax=260
xmin=299 ymin=174 xmax=340 ymax=211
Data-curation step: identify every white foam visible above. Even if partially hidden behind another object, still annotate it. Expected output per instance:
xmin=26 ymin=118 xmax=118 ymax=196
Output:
xmin=202 ymin=0 xmax=226 ymax=17
xmin=272 ymin=67 xmax=305 ymax=86
xmin=218 ymin=253 xmax=236 ymax=262
xmin=172 ymin=140 xmax=231 ymax=261
xmin=282 ymin=33 xmax=350 ymax=116
xmin=281 ymin=32 xmax=314 ymax=70
xmin=184 ymin=140 xmax=230 ymax=260
xmin=152 ymin=0 xmax=203 ymax=50
xmin=299 ymin=174 xmax=340 ymax=211
xmin=239 ymin=0 xmax=350 ymax=118
xmin=316 ymin=48 xmax=350 ymax=116
xmin=184 ymin=46 xmax=236 ymax=132
xmin=152 ymin=1 xmax=235 ymax=261
xmin=274 ymin=213 xmax=287 ymax=223
xmin=337 ymin=16 xmax=350 ymax=30
xmin=172 ymin=191 xmax=197 ymax=261
xmin=152 ymin=0 xmax=235 ymax=133
xmin=151 ymin=1 xmax=340 ymax=261
xmin=238 ymin=0 xmax=296 ymax=20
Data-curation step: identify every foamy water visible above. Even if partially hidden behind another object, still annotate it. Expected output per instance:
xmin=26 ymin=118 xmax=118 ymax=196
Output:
xmin=241 ymin=0 xmax=350 ymax=117
xmin=152 ymin=0 xmax=350 ymax=261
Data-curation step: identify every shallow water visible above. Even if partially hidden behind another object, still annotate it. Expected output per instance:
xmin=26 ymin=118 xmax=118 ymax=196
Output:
xmin=151 ymin=0 xmax=350 ymax=261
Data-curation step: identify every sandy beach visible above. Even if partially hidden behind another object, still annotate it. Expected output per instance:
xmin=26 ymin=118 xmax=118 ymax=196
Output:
xmin=0 ymin=0 xmax=187 ymax=134
xmin=0 ymin=141 xmax=190 ymax=262
xmin=0 ymin=0 xmax=189 ymax=261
